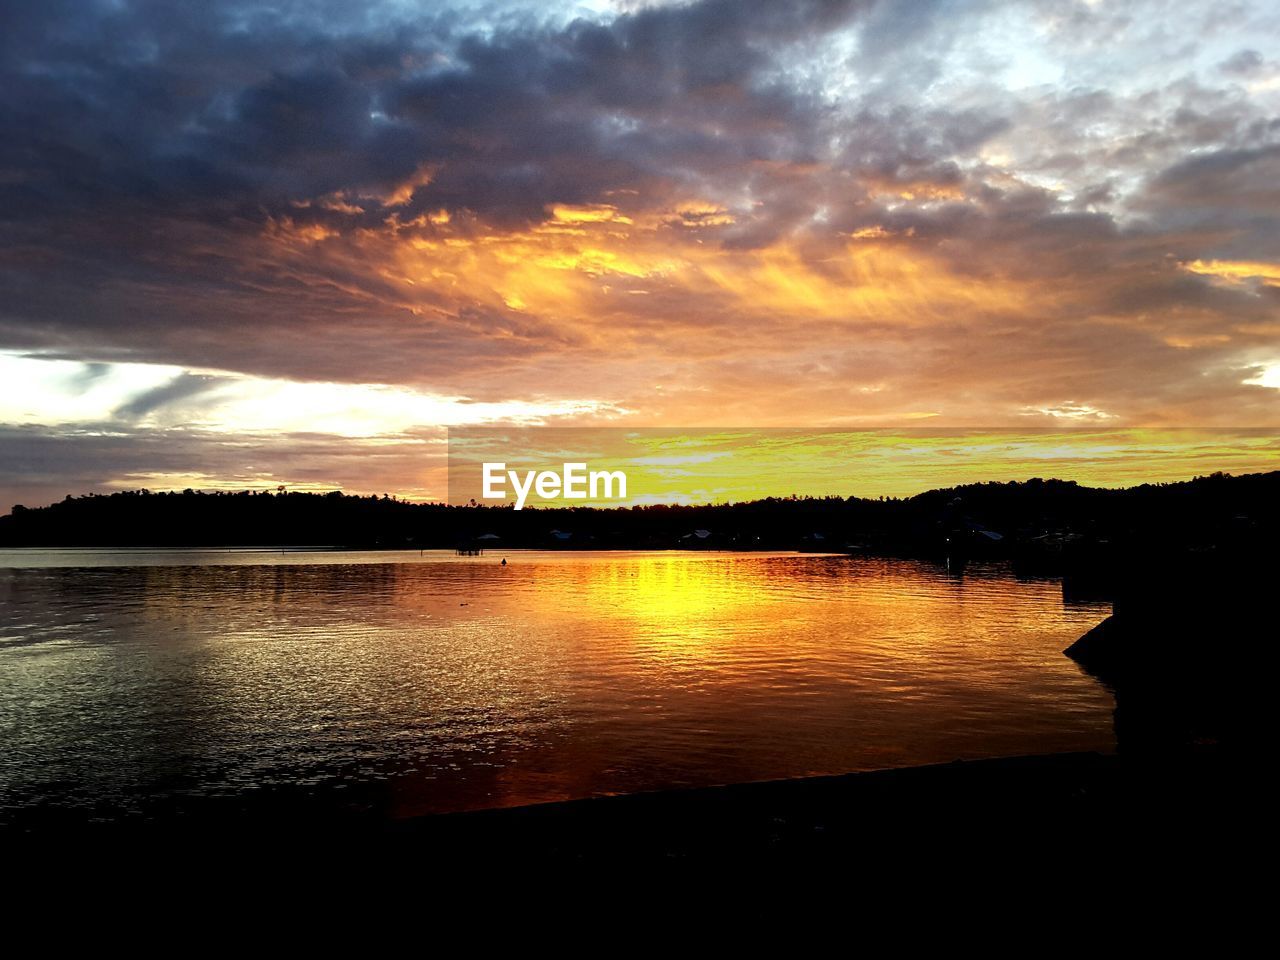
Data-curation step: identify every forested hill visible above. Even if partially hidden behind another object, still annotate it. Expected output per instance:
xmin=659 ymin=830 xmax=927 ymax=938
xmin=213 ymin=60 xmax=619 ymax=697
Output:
xmin=2 ymin=471 xmax=1277 ymax=552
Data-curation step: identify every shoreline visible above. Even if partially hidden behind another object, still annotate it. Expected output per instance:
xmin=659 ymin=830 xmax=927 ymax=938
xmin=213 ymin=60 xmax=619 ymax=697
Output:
xmin=8 ymin=747 xmax=1254 ymax=863
xmin=396 ymin=745 xmax=1255 ymax=865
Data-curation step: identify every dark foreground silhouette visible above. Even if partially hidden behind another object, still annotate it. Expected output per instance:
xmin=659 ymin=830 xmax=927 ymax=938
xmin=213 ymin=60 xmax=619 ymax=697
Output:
xmin=6 ymin=749 xmax=1262 ymax=876
xmin=1066 ymin=544 xmax=1271 ymax=754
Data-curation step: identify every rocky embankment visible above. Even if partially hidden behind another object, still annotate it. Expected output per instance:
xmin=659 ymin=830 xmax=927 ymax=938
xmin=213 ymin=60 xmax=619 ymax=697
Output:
xmin=1065 ymin=541 xmax=1272 ymax=753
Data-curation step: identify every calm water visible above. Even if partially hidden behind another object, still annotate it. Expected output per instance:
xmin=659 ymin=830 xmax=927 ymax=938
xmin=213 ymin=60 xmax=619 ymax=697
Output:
xmin=0 ymin=549 xmax=1114 ymax=825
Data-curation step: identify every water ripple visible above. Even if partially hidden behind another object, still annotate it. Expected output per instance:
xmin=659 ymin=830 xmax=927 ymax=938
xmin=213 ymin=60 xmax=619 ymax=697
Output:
xmin=0 ymin=550 xmax=1113 ymax=822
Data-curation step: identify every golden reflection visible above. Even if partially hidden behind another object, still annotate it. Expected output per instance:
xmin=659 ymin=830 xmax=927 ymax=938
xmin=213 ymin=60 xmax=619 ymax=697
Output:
xmin=578 ymin=556 xmax=756 ymax=645
xmin=4 ymin=552 xmax=1118 ymax=819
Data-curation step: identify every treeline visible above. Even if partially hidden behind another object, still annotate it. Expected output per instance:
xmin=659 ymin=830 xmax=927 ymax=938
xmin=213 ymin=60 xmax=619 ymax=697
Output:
xmin=2 ymin=471 xmax=1278 ymax=552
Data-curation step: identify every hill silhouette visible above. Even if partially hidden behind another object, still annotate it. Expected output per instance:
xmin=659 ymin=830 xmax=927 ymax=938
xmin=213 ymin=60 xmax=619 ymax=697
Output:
xmin=2 ymin=471 xmax=1277 ymax=557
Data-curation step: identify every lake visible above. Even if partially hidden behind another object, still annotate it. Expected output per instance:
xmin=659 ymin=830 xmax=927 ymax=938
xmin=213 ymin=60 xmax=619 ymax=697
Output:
xmin=0 ymin=549 xmax=1114 ymax=826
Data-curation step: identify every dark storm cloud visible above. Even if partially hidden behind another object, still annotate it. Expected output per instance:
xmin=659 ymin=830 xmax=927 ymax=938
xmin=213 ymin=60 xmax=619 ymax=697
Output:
xmin=1148 ymin=143 xmax=1280 ymax=212
xmin=0 ymin=1 xmax=435 ymax=217
xmin=0 ymin=0 xmax=882 ymax=377
xmin=0 ymin=0 xmax=863 ymax=225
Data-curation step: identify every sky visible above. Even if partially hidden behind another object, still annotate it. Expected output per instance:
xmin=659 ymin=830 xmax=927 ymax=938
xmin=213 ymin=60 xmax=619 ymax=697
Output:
xmin=1 ymin=0 xmax=1279 ymax=507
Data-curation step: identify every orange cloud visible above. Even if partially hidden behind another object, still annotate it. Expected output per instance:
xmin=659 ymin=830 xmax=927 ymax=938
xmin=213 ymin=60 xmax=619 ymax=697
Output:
xmin=550 ymin=203 xmax=634 ymax=224
xmin=1181 ymin=259 xmax=1280 ymax=287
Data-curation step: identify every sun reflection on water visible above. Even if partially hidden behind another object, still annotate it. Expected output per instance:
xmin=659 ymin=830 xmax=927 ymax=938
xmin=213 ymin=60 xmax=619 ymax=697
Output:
xmin=0 ymin=550 xmax=1114 ymax=822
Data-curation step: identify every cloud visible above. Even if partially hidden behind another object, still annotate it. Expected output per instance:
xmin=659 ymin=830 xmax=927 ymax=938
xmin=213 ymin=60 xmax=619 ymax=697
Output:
xmin=1219 ymin=49 xmax=1266 ymax=77
xmin=0 ymin=422 xmax=450 ymax=510
xmin=113 ymin=373 xmax=226 ymax=419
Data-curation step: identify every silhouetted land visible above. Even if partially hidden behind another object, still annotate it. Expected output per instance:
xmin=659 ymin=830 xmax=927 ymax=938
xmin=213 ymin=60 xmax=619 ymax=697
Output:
xmin=3 ymin=472 xmax=1278 ymax=566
